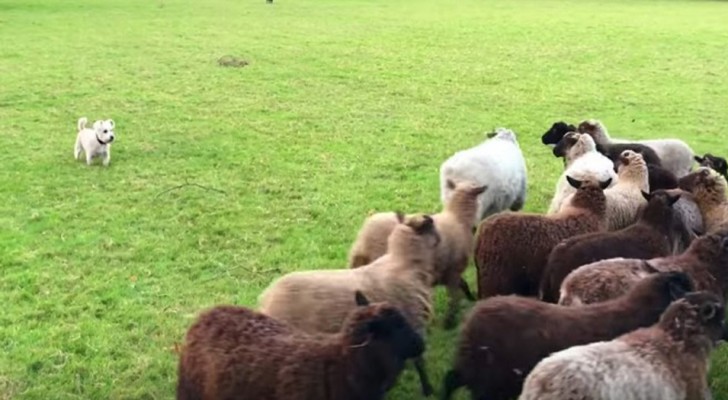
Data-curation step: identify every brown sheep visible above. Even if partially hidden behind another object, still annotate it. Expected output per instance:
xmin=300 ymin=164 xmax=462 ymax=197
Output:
xmin=177 ymin=291 xmax=424 ymax=400
xmin=474 ymin=176 xmax=610 ymax=299
xmin=259 ymin=214 xmax=439 ymax=396
xmin=520 ymin=292 xmax=726 ymax=400
xmin=440 ymin=271 xmax=694 ymax=400
xmin=347 ymin=182 xmax=487 ymax=328
xmin=539 ymin=189 xmax=682 ymax=303
xmin=679 ymin=167 xmax=728 ymax=233
xmin=559 ymin=227 xmax=728 ymax=306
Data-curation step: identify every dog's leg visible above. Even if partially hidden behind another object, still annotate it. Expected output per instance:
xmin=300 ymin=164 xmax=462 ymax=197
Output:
xmin=74 ymin=139 xmax=82 ymax=160
xmin=102 ymin=147 xmax=111 ymax=167
xmin=85 ymin=150 xmax=94 ymax=166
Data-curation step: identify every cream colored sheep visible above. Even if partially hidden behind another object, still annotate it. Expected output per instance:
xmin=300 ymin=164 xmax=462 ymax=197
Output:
xmin=347 ymin=181 xmax=486 ymax=328
xmin=258 ymin=214 xmax=440 ymax=396
xmin=548 ymin=132 xmax=617 ymax=214
xmin=680 ymin=167 xmax=728 ymax=233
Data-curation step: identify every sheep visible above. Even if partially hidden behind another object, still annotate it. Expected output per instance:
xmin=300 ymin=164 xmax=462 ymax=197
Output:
xmin=666 ymin=188 xmax=704 ymax=253
xmin=695 ymin=153 xmax=728 ymax=180
xmin=558 ymin=227 xmax=728 ymax=306
xmin=348 ymin=211 xmax=404 ymax=268
xmin=578 ymin=119 xmax=695 ymax=177
xmin=539 ymin=189 xmax=683 ymax=303
xmin=347 ymin=182 xmax=487 ymax=328
xmin=594 ymin=140 xmax=663 ymax=167
xmin=547 ymin=132 xmax=617 ymax=214
xmin=177 ymin=291 xmax=425 ymax=400
xmin=593 ymin=149 xmax=649 ymax=231
xmin=519 ymin=291 xmax=726 ymax=400
xmin=474 ymin=176 xmax=610 ymax=299
xmin=541 ymin=121 xmax=576 ymax=145
xmin=259 ymin=214 xmax=439 ymax=396
xmin=680 ymin=167 xmax=728 ymax=233
xmin=440 ymin=271 xmax=694 ymax=400
xmin=439 ymin=127 xmax=527 ymax=226
xmin=609 ymin=148 xmax=679 ymax=191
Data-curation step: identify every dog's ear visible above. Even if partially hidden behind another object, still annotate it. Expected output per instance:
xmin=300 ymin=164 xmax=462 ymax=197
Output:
xmin=107 ymin=120 xmax=115 ymax=129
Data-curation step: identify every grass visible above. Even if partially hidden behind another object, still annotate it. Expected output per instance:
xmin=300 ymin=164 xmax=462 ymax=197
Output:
xmin=1 ymin=0 xmax=728 ymax=398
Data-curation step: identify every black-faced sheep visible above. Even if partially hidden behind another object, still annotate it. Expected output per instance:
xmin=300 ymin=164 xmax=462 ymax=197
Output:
xmin=520 ymin=292 xmax=726 ymax=400
xmin=695 ymin=153 xmax=728 ymax=180
xmin=440 ymin=127 xmax=527 ymax=226
xmin=259 ymin=214 xmax=439 ymax=396
xmin=440 ymin=271 xmax=694 ymax=400
xmin=347 ymin=182 xmax=486 ymax=328
xmin=177 ymin=291 xmax=424 ymax=400
xmin=559 ymin=227 xmax=728 ymax=306
xmin=679 ymin=167 xmax=728 ymax=233
xmin=541 ymin=121 xmax=576 ymax=145
xmin=475 ymin=176 xmax=610 ymax=299
xmin=578 ymin=118 xmax=695 ymax=177
xmin=547 ymin=132 xmax=616 ymax=214
xmin=540 ymin=189 xmax=682 ymax=303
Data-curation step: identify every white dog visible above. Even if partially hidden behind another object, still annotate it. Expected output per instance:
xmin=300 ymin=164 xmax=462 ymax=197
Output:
xmin=74 ymin=117 xmax=116 ymax=166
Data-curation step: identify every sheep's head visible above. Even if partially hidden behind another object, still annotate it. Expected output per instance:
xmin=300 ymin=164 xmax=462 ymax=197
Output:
xmin=616 ymin=150 xmax=648 ymax=183
xmin=678 ymin=167 xmax=728 ymax=203
xmin=387 ymin=214 xmax=440 ymax=255
xmin=658 ymin=291 xmax=726 ymax=347
xmin=486 ymin=127 xmax=517 ymax=143
xmin=564 ymin=176 xmax=611 ymax=217
xmin=541 ymin=121 xmax=575 ymax=145
xmin=552 ymin=132 xmax=580 ymax=158
xmin=639 ymin=189 xmax=681 ymax=224
xmin=577 ymin=119 xmax=610 ymax=145
xmin=686 ymin=228 xmax=728 ymax=267
xmin=344 ymin=291 xmax=425 ymax=360
xmin=695 ymin=154 xmax=728 ymax=179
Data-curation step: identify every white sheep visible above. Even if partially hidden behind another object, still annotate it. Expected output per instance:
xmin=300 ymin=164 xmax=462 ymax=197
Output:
xmin=520 ymin=292 xmax=726 ymax=400
xmin=579 ymin=119 xmax=695 ymax=178
xmin=547 ymin=132 xmax=617 ymax=214
xmin=440 ymin=127 xmax=527 ymax=227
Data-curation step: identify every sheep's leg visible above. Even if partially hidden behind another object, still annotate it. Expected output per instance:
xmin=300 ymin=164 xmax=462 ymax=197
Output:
xmin=443 ymin=280 xmax=466 ymax=330
xmin=440 ymin=369 xmax=462 ymax=400
xmin=458 ymin=277 xmax=476 ymax=301
xmin=412 ymin=356 xmax=433 ymax=397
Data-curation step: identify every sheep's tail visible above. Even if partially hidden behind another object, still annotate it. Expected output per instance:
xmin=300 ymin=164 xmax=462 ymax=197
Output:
xmin=440 ymin=369 xmax=463 ymax=400
xmin=77 ymin=117 xmax=88 ymax=131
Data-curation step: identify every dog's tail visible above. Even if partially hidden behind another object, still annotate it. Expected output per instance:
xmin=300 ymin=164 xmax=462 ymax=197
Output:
xmin=77 ymin=117 xmax=88 ymax=131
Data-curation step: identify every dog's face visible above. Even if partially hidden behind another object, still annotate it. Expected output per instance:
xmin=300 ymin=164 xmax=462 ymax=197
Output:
xmin=93 ymin=120 xmax=116 ymax=144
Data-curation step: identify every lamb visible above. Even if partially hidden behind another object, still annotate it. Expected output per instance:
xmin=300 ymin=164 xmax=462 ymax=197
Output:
xmin=347 ymin=182 xmax=487 ymax=328
xmin=439 ymin=127 xmax=527 ymax=226
xmin=541 ymin=121 xmax=576 ymax=145
xmin=520 ymin=291 xmax=726 ymax=400
xmin=440 ymin=271 xmax=694 ymax=400
xmin=540 ymin=189 xmax=682 ymax=303
xmin=695 ymin=153 xmax=728 ymax=180
xmin=559 ymin=227 xmax=728 ymax=306
xmin=177 ymin=291 xmax=425 ymax=400
xmin=547 ymin=132 xmax=617 ymax=214
xmin=578 ymin=118 xmax=695 ymax=177
xmin=475 ymin=176 xmax=610 ymax=299
xmin=259 ymin=214 xmax=439 ymax=396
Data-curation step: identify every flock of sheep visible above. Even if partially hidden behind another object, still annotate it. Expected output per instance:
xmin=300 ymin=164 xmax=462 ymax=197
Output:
xmin=175 ymin=119 xmax=728 ymax=400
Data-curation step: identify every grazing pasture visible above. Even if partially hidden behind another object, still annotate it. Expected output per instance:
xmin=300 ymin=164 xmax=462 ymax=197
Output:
xmin=1 ymin=0 xmax=727 ymax=398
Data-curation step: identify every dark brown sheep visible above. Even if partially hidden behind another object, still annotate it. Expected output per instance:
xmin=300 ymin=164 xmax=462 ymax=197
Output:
xmin=595 ymin=141 xmax=663 ymax=168
xmin=539 ymin=189 xmax=682 ymax=303
xmin=177 ymin=291 xmax=424 ymax=400
xmin=559 ymin=227 xmax=728 ymax=306
xmin=474 ymin=176 xmax=610 ymax=299
xmin=440 ymin=271 xmax=694 ymax=400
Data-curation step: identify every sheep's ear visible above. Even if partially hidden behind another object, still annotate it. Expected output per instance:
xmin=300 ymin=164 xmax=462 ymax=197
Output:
xmin=566 ymin=176 xmax=582 ymax=189
xmin=700 ymin=302 xmax=719 ymax=322
xmin=641 ymin=190 xmax=652 ymax=202
xmin=446 ymin=179 xmax=456 ymax=190
xmin=474 ymin=185 xmax=488 ymax=195
xmin=395 ymin=211 xmax=405 ymax=223
xmin=694 ymin=155 xmax=705 ymax=163
xmin=642 ymin=261 xmax=660 ymax=274
xmin=354 ymin=291 xmax=370 ymax=307
xmin=599 ymin=178 xmax=612 ymax=190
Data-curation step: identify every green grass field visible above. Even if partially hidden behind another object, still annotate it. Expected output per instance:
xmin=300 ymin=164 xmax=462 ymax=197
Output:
xmin=2 ymin=0 xmax=728 ymax=398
